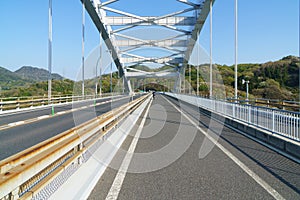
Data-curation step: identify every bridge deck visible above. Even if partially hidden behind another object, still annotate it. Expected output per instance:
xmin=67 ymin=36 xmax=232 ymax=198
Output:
xmin=88 ymin=94 xmax=300 ymax=199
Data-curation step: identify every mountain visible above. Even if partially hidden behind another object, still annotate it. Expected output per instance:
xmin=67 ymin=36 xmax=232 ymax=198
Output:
xmin=0 ymin=66 xmax=65 ymax=94
xmin=15 ymin=66 xmax=64 ymax=81
xmin=0 ymin=67 xmax=30 ymax=90
xmin=0 ymin=66 xmax=20 ymax=82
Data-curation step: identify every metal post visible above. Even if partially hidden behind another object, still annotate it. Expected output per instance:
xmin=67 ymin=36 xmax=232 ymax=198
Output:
xmin=110 ymin=62 xmax=113 ymax=94
xmin=48 ymin=0 xmax=52 ymax=103
xmin=82 ymin=0 xmax=85 ymax=98
xmin=272 ymin=110 xmax=275 ymax=133
xmin=242 ymin=79 xmax=249 ymax=101
xmin=197 ymin=41 xmax=199 ymax=96
xmin=246 ymin=81 xmax=249 ymax=100
xmin=132 ymin=78 xmax=135 ymax=93
xmin=95 ymin=60 xmax=98 ymax=97
xmin=234 ymin=0 xmax=238 ymax=100
xmin=189 ymin=65 xmax=191 ymax=94
xmin=99 ymin=35 xmax=102 ymax=97
xmin=122 ymin=76 xmax=125 ymax=94
xmin=183 ymin=68 xmax=185 ymax=93
xmin=209 ymin=0 xmax=213 ymax=98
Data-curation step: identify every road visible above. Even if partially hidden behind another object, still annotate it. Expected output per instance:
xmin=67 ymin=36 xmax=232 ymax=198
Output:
xmin=0 ymin=96 xmax=124 ymax=126
xmin=0 ymin=95 xmax=142 ymax=160
xmin=88 ymin=94 xmax=300 ymax=199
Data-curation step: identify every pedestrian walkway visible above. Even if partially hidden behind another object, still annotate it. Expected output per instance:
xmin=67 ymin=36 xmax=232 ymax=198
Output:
xmin=88 ymin=94 xmax=300 ymax=200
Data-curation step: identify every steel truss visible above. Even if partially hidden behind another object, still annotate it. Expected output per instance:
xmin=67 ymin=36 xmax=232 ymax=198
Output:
xmin=82 ymin=0 xmax=214 ymax=93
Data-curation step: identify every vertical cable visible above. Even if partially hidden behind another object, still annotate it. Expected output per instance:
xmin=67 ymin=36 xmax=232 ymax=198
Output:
xmin=209 ymin=0 xmax=213 ymax=98
xmin=234 ymin=0 xmax=238 ymax=100
xmin=48 ymin=0 xmax=52 ymax=102
xmin=197 ymin=38 xmax=199 ymax=96
xmin=110 ymin=62 xmax=113 ymax=94
xmin=82 ymin=0 xmax=85 ymax=97
xmin=99 ymin=33 xmax=102 ymax=97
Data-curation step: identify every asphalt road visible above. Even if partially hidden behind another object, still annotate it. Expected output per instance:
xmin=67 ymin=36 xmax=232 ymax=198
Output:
xmin=0 ymin=96 xmax=125 ymax=126
xmin=0 ymin=95 xmax=141 ymax=160
xmin=88 ymin=94 xmax=300 ymax=200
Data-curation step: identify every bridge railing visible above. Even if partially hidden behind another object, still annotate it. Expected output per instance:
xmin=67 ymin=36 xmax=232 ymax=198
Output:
xmin=0 ymin=93 xmax=117 ymax=112
xmin=0 ymin=93 xmax=150 ymax=200
xmin=226 ymin=97 xmax=300 ymax=111
xmin=165 ymin=93 xmax=300 ymax=142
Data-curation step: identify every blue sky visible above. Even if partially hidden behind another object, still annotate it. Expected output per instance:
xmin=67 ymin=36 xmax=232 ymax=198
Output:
xmin=0 ymin=0 xmax=299 ymax=79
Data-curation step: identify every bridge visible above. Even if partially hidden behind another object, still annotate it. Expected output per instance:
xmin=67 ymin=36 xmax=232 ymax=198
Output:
xmin=0 ymin=0 xmax=299 ymax=199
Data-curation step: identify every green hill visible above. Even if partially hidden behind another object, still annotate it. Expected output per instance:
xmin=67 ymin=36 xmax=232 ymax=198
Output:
xmin=1 ymin=56 xmax=299 ymax=101
xmin=186 ymin=55 xmax=300 ymax=101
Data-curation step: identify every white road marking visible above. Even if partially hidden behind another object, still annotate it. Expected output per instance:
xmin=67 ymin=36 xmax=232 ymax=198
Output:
xmin=57 ymin=111 xmax=66 ymax=115
xmin=0 ymin=96 xmax=129 ymax=131
xmin=8 ymin=122 xmax=16 ymax=127
xmin=15 ymin=121 xmax=25 ymax=126
xmin=105 ymin=99 xmax=152 ymax=200
xmin=162 ymin=96 xmax=285 ymax=200
xmin=38 ymin=115 xmax=50 ymax=120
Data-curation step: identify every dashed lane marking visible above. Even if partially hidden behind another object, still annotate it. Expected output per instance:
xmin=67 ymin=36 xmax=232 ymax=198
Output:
xmin=38 ymin=115 xmax=50 ymax=120
xmin=0 ymin=96 xmax=132 ymax=131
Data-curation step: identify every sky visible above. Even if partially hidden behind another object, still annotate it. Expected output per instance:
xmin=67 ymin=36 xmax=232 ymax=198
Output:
xmin=0 ymin=0 xmax=299 ymax=80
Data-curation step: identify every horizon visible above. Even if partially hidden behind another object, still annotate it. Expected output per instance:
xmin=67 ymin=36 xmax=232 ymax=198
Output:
xmin=1 ymin=54 xmax=298 ymax=80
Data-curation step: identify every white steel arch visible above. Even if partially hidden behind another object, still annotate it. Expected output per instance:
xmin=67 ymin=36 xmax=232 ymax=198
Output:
xmin=81 ymin=0 xmax=215 ymax=93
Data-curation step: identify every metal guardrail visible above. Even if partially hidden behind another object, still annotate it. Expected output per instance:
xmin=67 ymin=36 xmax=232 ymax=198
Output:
xmin=166 ymin=93 xmax=300 ymax=142
xmin=0 ymin=93 xmax=150 ymax=200
xmin=0 ymin=93 xmax=116 ymax=112
xmin=227 ymin=98 xmax=300 ymax=111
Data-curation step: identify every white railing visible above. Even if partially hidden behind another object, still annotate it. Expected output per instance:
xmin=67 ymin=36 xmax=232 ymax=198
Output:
xmin=226 ymin=97 xmax=300 ymax=111
xmin=0 ymin=93 xmax=117 ymax=112
xmin=165 ymin=93 xmax=300 ymax=142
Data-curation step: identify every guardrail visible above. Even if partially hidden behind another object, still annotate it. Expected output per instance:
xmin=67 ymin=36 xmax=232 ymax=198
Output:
xmin=227 ymin=98 xmax=300 ymax=111
xmin=0 ymin=93 xmax=150 ymax=200
xmin=0 ymin=93 xmax=116 ymax=112
xmin=166 ymin=93 xmax=300 ymax=142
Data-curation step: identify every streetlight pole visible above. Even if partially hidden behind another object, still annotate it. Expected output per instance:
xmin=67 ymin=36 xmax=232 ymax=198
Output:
xmin=82 ymin=0 xmax=85 ymax=98
xmin=197 ymin=38 xmax=199 ymax=96
xmin=99 ymin=35 xmax=102 ymax=97
xmin=242 ymin=79 xmax=249 ymax=101
xmin=234 ymin=0 xmax=238 ymax=100
xmin=48 ymin=0 xmax=52 ymax=103
xmin=209 ymin=0 xmax=213 ymax=98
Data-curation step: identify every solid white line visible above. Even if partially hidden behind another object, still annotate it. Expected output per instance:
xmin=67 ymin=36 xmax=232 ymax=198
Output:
xmin=162 ymin=96 xmax=285 ymax=200
xmin=105 ymin=99 xmax=152 ymax=200
xmin=8 ymin=122 xmax=16 ymax=127
xmin=38 ymin=115 xmax=50 ymax=120
xmin=15 ymin=121 xmax=25 ymax=125
xmin=57 ymin=111 xmax=66 ymax=115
